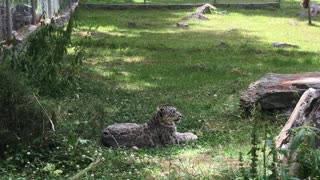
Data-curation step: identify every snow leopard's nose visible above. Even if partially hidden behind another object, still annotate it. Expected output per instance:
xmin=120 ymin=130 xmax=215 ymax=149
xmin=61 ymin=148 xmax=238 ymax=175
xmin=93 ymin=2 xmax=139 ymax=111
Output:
xmin=177 ymin=112 xmax=182 ymax=118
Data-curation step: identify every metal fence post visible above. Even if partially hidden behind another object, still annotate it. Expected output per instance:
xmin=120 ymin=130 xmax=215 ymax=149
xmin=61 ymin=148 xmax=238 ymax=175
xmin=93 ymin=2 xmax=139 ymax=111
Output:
xmin=48 ymin=0 xmax=52 ymax=18
xmin=31 ymin=0 xmax=36 ymax=24
xmin=5 ymin=0 xmax=12 ymax=40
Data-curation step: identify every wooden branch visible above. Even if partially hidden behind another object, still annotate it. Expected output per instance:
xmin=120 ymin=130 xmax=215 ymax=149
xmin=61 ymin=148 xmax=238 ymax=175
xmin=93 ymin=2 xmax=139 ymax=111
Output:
xmin=33 ymin=93 xmax=55 ymax=132
xmin=275 ymin=88 xmax=320 ymax=148
xmin=275 ymin=88 xmax=320 ymax=176
xmin=70 ymin=157 xmax=102 ymax=180
xmin=183 ymin=4 xmax=216 ymax=20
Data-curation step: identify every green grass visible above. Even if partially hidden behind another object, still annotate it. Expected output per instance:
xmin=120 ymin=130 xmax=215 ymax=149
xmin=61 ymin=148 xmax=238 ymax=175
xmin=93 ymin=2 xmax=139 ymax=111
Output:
xmin=67 ymin=2 xmax=319 ymax=178
xmin=2 ymin=1 xmax=320 ymax=179
xmin=84 ymin=0 xmax=278 ymax=4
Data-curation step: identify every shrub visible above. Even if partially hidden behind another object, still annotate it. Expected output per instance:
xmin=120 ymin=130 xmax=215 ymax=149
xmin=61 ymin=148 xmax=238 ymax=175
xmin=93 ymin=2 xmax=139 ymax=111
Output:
xmin=0 ymin=68 xmax=55 ymax=155
xmin=1 ymin=7 xmax=81 ymax=97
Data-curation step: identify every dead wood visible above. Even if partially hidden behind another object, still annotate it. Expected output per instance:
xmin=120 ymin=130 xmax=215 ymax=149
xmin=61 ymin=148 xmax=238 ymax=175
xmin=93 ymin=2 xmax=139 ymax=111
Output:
xmin=275 ymin=88 xmax=320 ymax=176
xmin=183 ymin=3 xmax=216 ymax=20
xmin=275 ymin=88 xmax=320 ymax=148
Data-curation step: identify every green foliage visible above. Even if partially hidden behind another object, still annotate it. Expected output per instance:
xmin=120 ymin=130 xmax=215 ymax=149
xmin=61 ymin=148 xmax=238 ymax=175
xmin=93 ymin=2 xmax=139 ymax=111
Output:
xmin=267 ymin=131 xmax=278 ymax=179
xmin=0 ymin=67 xmax=53 ymax=155
xmin=2 ymin=7 xmax=82 ymax=97
xmin=2 ymin=1 xmax=320 ymax=179
xmin=239 ymin=152 xmax=249 ymax=179
xmin=238 ymin=124 xmax=320 ymax=179
xmin=249 ymin=121 xmax=259 ymax=178
xmin=288 ymin=125 xmax=320 ymax=178
xmin=0 ymin=135 xmax=101 ymax=178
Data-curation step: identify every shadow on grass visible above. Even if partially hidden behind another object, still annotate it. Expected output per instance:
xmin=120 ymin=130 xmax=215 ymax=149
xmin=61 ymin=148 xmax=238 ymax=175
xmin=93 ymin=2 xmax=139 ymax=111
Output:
xmin=221 ymin=0 xmax=320 ymax=23
xmin=68 ymin=5 xmax=320 ymax=144
xmin=66 ymin=7 xmax=320 ymax=178
xmin=72 ymin=28 xmax=320 ymax=130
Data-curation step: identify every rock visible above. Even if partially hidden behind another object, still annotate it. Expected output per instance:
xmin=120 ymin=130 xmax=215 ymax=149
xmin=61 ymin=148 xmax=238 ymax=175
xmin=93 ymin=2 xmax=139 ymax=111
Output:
xmin=297 ymin=11 xmax=309 ymax=17
xmin=311 ymin=4 xmax=320 ymax=15
xmin=191 ymin=63 xmax=209 ymax=71
xmin=176 ymin=22 xmax=189 ymax=28
xmin=216 ymin=41 xmax=229 ymax=48
xmin=132 ymin=146 xmax=139 ymax=151
xmin=128 ymin=21 xmax=137 ymax=28
xmin=240 ymin=72 xmax=320 ymax=116
xmin=227 ymin=29 xmax=238 ymax=33
xmin=272 ymin=42 xmax=300 ymax=48
xmin=15 ymin=4 xmax=32 ymax=16
xmin=297 ymin=4 xmax=320 ymax=17
xmin=216 ymin=10 xmax=228 ymax=15
xmin=288 ymin=21 xmax=298 ymax=26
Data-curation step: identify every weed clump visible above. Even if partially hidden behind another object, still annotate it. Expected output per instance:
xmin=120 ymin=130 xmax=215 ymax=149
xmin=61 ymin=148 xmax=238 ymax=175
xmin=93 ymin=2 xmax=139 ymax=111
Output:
xmin=0 ymin=68 xmax=54 ymax=155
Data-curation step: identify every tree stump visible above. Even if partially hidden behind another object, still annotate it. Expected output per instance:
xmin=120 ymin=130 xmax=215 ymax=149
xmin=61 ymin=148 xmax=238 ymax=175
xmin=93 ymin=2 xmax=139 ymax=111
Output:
xmin=183 ymin=3 xmax=216 ymax=20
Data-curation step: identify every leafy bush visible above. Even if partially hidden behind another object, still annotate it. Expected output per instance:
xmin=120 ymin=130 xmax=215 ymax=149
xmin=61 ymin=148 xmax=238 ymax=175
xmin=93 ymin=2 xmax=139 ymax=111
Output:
xmin=286 ymin=125 xmax=320 ymax=179
xmin=2 ymin=7 xmax=81 ymax=97
xmin=237 ymin=122 xmax=320 ymax=179
xmin=0 ymin=67 xmax=55 ymax=155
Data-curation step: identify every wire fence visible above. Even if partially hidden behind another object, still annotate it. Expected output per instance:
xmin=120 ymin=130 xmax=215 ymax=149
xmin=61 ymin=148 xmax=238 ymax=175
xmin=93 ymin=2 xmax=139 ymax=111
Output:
xmin=0 ymin=0 xmax=77 ymax=41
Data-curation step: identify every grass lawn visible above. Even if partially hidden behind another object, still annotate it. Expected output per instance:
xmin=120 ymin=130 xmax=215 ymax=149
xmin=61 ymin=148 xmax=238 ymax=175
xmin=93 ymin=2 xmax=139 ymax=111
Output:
xmin=61 ymin=1 xmax=320 ymax=178
xmin=2 ymin=1 xmax=320 ymax=179
xmin=84 ymin=0 xmax=278 ymax=4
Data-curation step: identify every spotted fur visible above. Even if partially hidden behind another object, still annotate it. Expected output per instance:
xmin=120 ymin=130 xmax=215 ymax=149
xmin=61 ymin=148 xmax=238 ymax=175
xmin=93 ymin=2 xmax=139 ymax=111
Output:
xmin=101 ymin=105 xmax=197 ymax=148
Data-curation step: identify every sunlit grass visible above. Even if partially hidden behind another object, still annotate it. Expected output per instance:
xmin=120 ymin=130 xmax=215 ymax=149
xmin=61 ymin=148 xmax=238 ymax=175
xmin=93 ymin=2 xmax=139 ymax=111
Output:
xmin=65 ymin=2 xmax=320 ymax=178
xmin=85 ymin=0 xmax=278 ymax=4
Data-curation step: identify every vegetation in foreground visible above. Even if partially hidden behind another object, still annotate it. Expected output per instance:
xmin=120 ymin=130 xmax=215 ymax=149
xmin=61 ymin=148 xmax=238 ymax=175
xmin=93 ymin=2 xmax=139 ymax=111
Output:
xmin=1 ymin=0 xmax=320 ymax=179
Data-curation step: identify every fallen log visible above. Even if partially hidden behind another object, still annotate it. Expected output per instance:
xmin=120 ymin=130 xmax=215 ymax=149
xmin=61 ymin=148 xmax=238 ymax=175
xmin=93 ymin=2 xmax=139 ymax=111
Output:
xmin=275 ymin=88 xmax=320 ymax=148
xmin=183 ymin=3 xmax=216 ymax=20
xmin=275 ymin=88 xmax=320 ymax=176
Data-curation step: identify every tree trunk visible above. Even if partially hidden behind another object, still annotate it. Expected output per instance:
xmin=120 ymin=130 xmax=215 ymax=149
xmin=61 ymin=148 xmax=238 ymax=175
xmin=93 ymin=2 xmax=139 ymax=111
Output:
xmin=5 ymin=0 xmax=13 ymax=41
xmin=69 ymin=0 xmax=72 ymax=9
xmin=31 ymin=0 xmax=37 ymax=25
xmin=276 ymin=88 xmax=320 ymax=176
xmin=275 ymin=88 xmax=320 ymax=148
xmin=307 ymin=0 xmax=312 ymax=24
xmin=183 ymin=4 xmax=216 ymax=20
xmin=48 ymin=0 xmax=52 ymax=18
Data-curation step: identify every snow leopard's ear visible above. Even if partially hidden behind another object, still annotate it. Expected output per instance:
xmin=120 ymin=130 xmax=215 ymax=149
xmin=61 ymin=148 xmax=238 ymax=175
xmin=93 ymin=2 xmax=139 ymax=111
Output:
xmin=157 ymin=106 xmax=166 ymax=116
